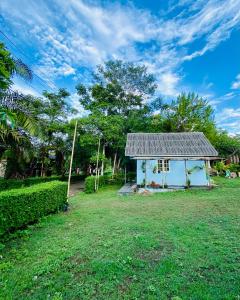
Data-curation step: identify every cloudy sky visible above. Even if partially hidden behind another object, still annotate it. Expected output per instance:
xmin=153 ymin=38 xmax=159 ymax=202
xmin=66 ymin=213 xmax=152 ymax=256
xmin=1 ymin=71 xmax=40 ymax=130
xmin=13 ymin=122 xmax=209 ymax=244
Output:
xmin=0 ymin=0 xmax=240 ymax=133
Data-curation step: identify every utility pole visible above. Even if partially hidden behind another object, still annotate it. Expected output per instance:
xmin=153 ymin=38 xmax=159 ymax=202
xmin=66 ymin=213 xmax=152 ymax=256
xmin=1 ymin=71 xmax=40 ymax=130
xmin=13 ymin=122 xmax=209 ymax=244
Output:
xmin=67 ymin=120 xmax=78 ymax=200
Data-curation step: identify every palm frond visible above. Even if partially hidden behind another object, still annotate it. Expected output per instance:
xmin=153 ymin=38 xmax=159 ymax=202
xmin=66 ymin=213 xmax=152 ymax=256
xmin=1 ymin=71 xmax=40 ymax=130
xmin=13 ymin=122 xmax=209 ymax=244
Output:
xmin=0 ymin=122 xmax=23 ymax=143
xmin=13 ymin=59 xmax=33 ymax=81
xmin=16 ymin=111 xmax=39 ymax=135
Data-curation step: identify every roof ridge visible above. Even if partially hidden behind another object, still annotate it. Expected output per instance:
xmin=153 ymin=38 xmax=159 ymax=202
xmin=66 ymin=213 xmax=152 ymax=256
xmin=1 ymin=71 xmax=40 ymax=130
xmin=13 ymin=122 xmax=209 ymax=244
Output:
xmin=128 ymin=132 xmax=204 ymax=134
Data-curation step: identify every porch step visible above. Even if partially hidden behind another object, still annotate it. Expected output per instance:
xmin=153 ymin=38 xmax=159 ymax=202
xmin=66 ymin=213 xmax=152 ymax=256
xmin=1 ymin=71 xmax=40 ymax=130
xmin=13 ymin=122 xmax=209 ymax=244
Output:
xmin=118 ymin=183 xmax=136 ymax=195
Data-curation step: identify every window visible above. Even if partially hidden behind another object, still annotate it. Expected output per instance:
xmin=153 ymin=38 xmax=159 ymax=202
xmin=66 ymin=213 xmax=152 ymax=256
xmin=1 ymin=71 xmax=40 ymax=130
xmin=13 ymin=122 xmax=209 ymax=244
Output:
xmin=157 ymin=160 xmax=170 ymax=172
xmin=157 ymin=160 xmax=163 ymax=173
xmin=164 ymin=160 xmax=170 ymax=171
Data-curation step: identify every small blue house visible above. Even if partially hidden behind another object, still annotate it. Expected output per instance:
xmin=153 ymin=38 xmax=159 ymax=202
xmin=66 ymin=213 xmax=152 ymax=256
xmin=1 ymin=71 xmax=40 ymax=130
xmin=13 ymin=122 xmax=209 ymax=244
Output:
xmin=125 ymin=132 xmax=218 ymax=189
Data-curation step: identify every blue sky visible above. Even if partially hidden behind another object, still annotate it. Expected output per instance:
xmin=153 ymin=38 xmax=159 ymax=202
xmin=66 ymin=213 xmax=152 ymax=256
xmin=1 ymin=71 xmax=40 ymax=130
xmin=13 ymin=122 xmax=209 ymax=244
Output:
xmin=0 ymin=0 xmax=240 ymax=134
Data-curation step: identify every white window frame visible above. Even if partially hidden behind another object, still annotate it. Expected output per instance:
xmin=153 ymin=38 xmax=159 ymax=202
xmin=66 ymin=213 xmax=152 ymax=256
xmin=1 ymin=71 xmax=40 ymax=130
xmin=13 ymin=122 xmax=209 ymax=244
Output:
xmin=157 ymin=159 xmax=170 ymax=173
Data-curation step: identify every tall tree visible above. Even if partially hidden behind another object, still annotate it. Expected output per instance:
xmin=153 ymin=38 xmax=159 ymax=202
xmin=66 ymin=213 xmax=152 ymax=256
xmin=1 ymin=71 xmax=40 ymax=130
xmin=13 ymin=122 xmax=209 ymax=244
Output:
xmin=76 ymin=60 xmax=158 ymax=173
xmin=159 ymin=93 xmax=216 ymax=136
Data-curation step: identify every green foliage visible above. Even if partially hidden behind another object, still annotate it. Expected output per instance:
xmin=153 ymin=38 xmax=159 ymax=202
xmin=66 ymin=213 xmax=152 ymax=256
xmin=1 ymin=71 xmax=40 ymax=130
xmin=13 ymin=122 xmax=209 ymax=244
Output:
xmin=227 ymin=163 xmax=240 ymax=173
xmin=160 ymin=93 xmax=215 ymax=135
xmin=0 ymin=175 xmax=85 ymax=191
xmin=187 ymin=165 xmax=204 ymax=175
xmin=214 ymin=161 xmax=226 ymax=173
xmin=84 ymin=173 xmax=126 ymax=193
xmin=0 ymin=181 xmax=67 ymax=237
xmin=95 ymin=60 xmax=157 ymax=96
xmin=212 ymin=131 xmax=240 ymax=157
xmin=76 ymin=60 xmax=158 ymax=172
xmin=0 ymin=42 xmax=15 ymax=89
xmin=84 ymin=175 xmax=107 ymax=193
xmin=0 ymin=176 xmax=59 ymax=191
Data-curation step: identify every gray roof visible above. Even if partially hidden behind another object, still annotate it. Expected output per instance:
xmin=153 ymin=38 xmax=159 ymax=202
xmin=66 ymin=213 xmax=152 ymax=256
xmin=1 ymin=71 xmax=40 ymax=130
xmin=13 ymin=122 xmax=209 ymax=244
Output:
xmin=125 ymin=132 xmax=218 ymax=157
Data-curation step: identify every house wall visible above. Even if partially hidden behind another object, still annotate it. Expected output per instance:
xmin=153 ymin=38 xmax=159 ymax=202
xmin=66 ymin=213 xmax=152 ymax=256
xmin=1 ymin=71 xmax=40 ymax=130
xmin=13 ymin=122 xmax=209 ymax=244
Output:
xmin=136 ymin=159 xmax=208 ymax=187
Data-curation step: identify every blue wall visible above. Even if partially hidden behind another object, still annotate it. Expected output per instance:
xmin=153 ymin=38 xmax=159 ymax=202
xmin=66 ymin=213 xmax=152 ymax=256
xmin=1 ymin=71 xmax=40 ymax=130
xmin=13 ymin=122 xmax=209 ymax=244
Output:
xmin=137 ymin=159 xmax=208 ymax=187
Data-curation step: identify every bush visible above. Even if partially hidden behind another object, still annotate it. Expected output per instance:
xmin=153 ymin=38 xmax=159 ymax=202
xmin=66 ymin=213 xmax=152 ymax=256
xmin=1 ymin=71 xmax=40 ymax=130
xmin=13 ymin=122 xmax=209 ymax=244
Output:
xmin=0 ymin=176 xmax=60 ymax=191
xmin=0 ymin=174 xmax=86 ymax=192
xmin=0 ymin=178 xmax=25 ymax=191
xmin=84 ymin=175 xmax=108 ymax=193
xmin=214 ymin=161 xmax=226 ymax=174
xmin=0 ymin=181 xmax=67 ymax=237
xmin=227 ymin=163 xmax=240 ymax=173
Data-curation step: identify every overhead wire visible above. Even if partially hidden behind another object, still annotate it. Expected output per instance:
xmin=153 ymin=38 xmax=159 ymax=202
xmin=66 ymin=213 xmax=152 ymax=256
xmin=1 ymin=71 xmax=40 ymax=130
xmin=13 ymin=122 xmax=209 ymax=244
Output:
xmin=0 ymin=29 xmax=57 ymax=93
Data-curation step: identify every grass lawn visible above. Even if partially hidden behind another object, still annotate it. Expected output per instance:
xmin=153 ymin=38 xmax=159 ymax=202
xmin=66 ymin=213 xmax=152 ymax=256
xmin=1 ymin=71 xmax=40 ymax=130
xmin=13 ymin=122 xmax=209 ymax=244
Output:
xmin=0 ymin=177 xmax=240 ymax=300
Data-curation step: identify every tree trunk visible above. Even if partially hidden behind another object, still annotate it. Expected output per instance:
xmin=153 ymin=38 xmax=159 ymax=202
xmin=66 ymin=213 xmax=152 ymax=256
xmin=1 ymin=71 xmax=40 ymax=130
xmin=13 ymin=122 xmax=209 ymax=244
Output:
xmin=112 ymin=152 xmax=117 ymax=178
xmin=41 ymin=161 xmax=44 ymax=177
xmin=116 ymin=157 xmax=121 ymax=171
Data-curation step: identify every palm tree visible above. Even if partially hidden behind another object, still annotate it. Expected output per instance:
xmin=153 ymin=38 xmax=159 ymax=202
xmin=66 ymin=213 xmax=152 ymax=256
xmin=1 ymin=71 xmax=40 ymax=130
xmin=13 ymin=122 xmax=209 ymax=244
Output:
xmin=0 ymin=42 xmax=37 ymax=141
xmin=0 ymin=42 xmax=39 ymax=177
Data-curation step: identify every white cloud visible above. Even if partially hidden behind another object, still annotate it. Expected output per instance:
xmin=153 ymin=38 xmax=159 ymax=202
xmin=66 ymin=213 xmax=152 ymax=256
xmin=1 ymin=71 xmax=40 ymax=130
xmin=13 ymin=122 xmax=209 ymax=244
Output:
xmin=231 ymin=74 xmax=240 ymax=89
xmin=215 ymin=107 xmax=240 ymax=133
xmin=68 ymin=92 xmax=86 ymax=118
xmin=1 ymin=0 xmax=240 ymax=98
xmin=12 ymin=81 xmax=42 ymax=97
xmin=216 ymin=108 xmax=240 ymax=121
xmin=157 ymin=72 xmax=181 ymax=97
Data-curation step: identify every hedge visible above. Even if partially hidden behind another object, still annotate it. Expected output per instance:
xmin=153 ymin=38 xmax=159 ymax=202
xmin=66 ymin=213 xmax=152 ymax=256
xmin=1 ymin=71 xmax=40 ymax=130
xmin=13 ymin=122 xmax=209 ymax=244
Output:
xmin=0 ymin=181 xmax=67 ymax=237
xmin=0 ymin=174 xmax=86 ymax=191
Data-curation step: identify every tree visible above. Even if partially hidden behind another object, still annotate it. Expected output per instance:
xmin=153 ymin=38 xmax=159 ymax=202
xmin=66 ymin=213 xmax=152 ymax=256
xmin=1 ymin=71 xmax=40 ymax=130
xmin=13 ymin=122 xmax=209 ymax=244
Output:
xmin=158 ymin=93 xmax=216 ymax=137
xmin=76 ymin=60 xmax=158 ymax=174
xmin=0 ymin=42 xmax=32 ymax=89
xmin=36 ymin=89 xmax=75 ymax=176
xmin=94 ymin=60 xmax=157 ymax=96
xmin=212 ymin=131 xmax=240 ymax=157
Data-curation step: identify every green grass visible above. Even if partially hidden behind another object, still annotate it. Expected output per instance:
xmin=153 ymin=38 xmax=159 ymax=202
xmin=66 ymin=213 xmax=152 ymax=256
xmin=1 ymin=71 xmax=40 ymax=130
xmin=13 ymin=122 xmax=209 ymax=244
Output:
xmin=0 ymin=177 xmax=240 ymax=300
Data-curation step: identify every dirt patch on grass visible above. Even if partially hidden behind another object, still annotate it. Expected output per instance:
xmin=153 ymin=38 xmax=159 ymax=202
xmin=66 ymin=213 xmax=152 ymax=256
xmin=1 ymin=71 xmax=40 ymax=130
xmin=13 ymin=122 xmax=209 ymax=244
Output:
xmin=118 ymin=276 xmax=133 ymax=293
xmin=137 ymin=242 xmax=173 ymax=266
xmin=63 ymin=253 xmax=94 ymax=278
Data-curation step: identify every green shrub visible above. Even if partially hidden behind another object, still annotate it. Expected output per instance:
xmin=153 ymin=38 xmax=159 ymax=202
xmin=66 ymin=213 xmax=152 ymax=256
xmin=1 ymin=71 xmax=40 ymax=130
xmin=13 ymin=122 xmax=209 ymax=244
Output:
xmin=227 ymin=163 xmax=240 ymax=173
xmin=24 ymin=176 xmax=60 ymax=186
xmin=84 ymin=176 xmax=95 ymax=193
xmin=110 ymin=173 xmax=125 ymax=184
xmin=0 ymin=181 xmax=67 ymax=237
xmin=0 ymin=178 xmax=25 ymax=191
xmin=84 ymin=175 xmax=108 ymax=193
xmin=0 ymin=174 xmax=86 ymax=192
xmin=0 ymin=176 xmax=59 ymax=191
xmin=214 ymin=161 xmax=226 ymax=173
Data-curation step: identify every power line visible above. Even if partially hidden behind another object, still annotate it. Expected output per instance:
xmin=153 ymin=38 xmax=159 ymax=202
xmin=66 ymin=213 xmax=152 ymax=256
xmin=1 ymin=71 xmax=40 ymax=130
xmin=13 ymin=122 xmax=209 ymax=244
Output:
xmin=0 ymin=29 xmax=57 ymax=92
xmin=0 ymin=62 xmax=45 ymax=96
xmin=0 ymin=29 xmax=56 ymax=89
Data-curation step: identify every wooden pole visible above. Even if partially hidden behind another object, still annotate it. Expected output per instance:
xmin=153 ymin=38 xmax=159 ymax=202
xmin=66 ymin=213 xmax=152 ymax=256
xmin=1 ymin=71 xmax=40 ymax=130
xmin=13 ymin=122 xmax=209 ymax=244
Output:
xmin=67 ymin=120 xmax=78 ymax=200
xmin=95 ymin=138 xmax=101 ymax=192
